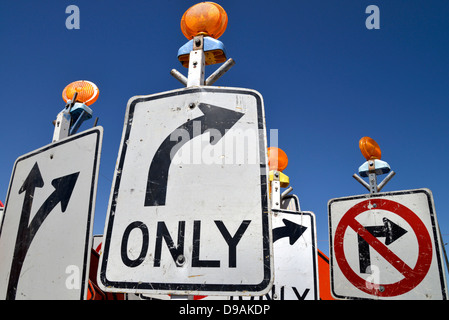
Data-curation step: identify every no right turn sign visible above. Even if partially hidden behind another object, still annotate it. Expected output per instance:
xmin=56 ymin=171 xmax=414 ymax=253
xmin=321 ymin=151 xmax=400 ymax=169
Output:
xmin=328 ymin=189 xmax=448 ymax=300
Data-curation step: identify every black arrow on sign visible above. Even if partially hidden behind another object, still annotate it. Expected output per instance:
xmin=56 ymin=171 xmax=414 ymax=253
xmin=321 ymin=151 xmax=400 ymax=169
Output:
xmin=358 ymin=217 xmax=408 ymax=274
xmin=8 ymin=162 xmax=44 ymax=298
xmin=272 ymin=219 xmax=307 ymax=245
xmin=144 ymin=103 xmax=244 ymax=207
xmin=6 ymin=162 xmax=79 ymax=300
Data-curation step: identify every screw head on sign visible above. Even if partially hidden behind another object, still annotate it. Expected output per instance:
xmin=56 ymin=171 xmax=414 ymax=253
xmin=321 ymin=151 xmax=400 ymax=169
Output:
xmin=180 ymin=2 xmax=228 ymax=40
xmin=62 ymin=80 xmax=99 ymax=106
xmin=359 ymin=136 xmax=382 ymax=161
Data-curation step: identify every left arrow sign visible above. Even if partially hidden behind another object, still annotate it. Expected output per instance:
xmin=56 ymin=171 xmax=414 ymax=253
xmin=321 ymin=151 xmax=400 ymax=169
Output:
xmin=6 ymin=162 xmax=79 ymax=299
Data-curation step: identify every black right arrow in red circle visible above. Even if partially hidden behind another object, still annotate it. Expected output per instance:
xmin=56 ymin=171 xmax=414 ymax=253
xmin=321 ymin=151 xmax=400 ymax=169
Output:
xmin=358 ymin=217 xmax=408 ymax=274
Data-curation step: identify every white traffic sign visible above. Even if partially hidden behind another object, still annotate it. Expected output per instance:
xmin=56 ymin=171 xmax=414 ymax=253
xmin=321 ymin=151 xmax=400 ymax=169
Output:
xmin=0 ymin=127 xmax=103 ymax=300
xmin=328 ymin=189 xmax=448 ymax=300
xmin=271 ymin=209 xmax=319 ymax=300
xmin=98 ymin=87 xmax=272 ymax=296
xmin=231 ymin=209 xmax=319 ymax=300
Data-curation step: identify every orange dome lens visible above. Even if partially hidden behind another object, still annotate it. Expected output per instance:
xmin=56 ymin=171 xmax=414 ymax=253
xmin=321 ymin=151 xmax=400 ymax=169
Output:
xmin=180 ymin=2 xmax=228 ymax=40
xmin=359 ymin=136 xmax=382 ymax=160
xmin=267 ymin=147 xmax=288 ymax=172
xmin=62 ymin=80 xmax=99 ymax=106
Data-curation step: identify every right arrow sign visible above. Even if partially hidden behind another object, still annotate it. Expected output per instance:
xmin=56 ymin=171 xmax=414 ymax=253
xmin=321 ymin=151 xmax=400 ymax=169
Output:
xmin=273 ymin=218 xmax=307 ymax=246
xmin=269 ymin=209 xmax=319 ymax=300
xmin=99 ymin=87 xmax=273 ymax=297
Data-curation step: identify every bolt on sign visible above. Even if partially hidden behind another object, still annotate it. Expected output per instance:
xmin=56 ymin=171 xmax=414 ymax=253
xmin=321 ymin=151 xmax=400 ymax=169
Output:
xmin=0 ymin=127 xmax=103 ymax=300
xmin=328 ymin=189 xmax=448 ymax=300
xmin=98 ymin=87 xmax=273 ymax=296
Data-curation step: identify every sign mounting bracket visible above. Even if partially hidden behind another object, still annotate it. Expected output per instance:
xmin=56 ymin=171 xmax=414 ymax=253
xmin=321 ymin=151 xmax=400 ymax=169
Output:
xmin=186 ymin=35 xmax=206 ymax=87
xmin=353 ymin=159 xmax=395 ymax=194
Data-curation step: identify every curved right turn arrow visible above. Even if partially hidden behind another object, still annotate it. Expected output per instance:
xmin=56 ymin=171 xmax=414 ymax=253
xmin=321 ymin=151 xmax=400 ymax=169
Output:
xmin=273 ymin=219 xmax=307 ymax=245
xmin=144 ymin=103 xmax=244 ymax=207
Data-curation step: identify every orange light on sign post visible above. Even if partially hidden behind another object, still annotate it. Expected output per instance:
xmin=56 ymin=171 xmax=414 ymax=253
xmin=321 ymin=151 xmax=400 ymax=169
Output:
xmin=359 ymin=136 xmax=382 ymax=160
xmin=180 ymin=2 xmax=228 ymax=40
xmin=62 ymin=80 xmax=99 ymax=106
xmin=354 ymin=136 xmax=394 ymax=193
xmin=54 ymin=80 xmax=99 ymax=141
xmin=268 ymin=147 xmax=290 ymax=207
xmin=267 ymin=147 xmax=289 ymax=172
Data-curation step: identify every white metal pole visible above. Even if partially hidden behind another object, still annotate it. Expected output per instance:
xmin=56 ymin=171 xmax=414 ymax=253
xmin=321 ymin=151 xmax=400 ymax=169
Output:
xmin=271 ymin=172 xmax=281 ymax=210
xmin=52 ymin=105 xmax=71 ymax=142
xmin=52 ymin=92 xmax=78 ymax=142
xmin=186 ymin=36 xmax=205 ymax=87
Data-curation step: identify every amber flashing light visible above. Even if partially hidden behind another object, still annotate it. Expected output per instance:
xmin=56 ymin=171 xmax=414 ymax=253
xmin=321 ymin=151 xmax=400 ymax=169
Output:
xmin=180 ymin=2 xmax=228 ymax=40
xmin=62 ymin=80 xmax=99 ymax=106
xmin=267 ymin=147 xmax=289 ymax=172
xmin=359 ymin=136 xmax=382 ymax=160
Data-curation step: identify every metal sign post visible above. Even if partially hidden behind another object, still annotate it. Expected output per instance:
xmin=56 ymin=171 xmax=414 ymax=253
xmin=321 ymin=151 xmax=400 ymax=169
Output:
xmin=98 ymin=3 xmax=273 ymax=296
xmin=186 ymin=35 xmax=206 ymax=87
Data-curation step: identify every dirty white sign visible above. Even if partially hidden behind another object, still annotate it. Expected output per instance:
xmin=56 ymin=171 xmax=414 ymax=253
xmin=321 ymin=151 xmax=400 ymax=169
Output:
xmin=0 ymin=127 xmax=103 ymax=299
xmin=98 ymin=87 xmax=272 ymax=296
xmin=231 ymin=209 xmax=319 ymax=300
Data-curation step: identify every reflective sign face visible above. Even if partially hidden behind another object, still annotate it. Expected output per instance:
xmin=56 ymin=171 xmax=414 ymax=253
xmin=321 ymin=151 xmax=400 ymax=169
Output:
xmin=233 ymin=209 xmax=319 ymax=301
xmin=328 ymin=189 xmax=448 ymax=300
xmin=98 ymin=87 xmax=272 ymax=296
xmin=0 ymin=127 xmax=103 ymax=300
xmin=271 ymin=210 xmax=319 ymax=300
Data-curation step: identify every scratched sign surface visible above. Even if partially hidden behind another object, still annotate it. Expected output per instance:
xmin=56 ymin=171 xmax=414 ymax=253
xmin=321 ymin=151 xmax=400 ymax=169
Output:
xmin=232 ymin=209 xmax=319 ymax=300
xmin=328 ymin=189 xmax=448 ymax=300
xmin=98 ymin=87 xmax=273 ymax=296
xmin=0 ymin=127 xmax=103 ymax=300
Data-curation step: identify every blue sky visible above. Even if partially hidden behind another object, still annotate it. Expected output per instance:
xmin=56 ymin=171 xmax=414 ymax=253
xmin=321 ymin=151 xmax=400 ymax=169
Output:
xmin=1 ymin=0 xmax=448 ymax=278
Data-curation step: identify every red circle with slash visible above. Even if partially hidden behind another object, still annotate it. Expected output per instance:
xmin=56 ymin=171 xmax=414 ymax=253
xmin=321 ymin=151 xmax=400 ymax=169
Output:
xmin=334 ymin=198 xmax=433 ymax=297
